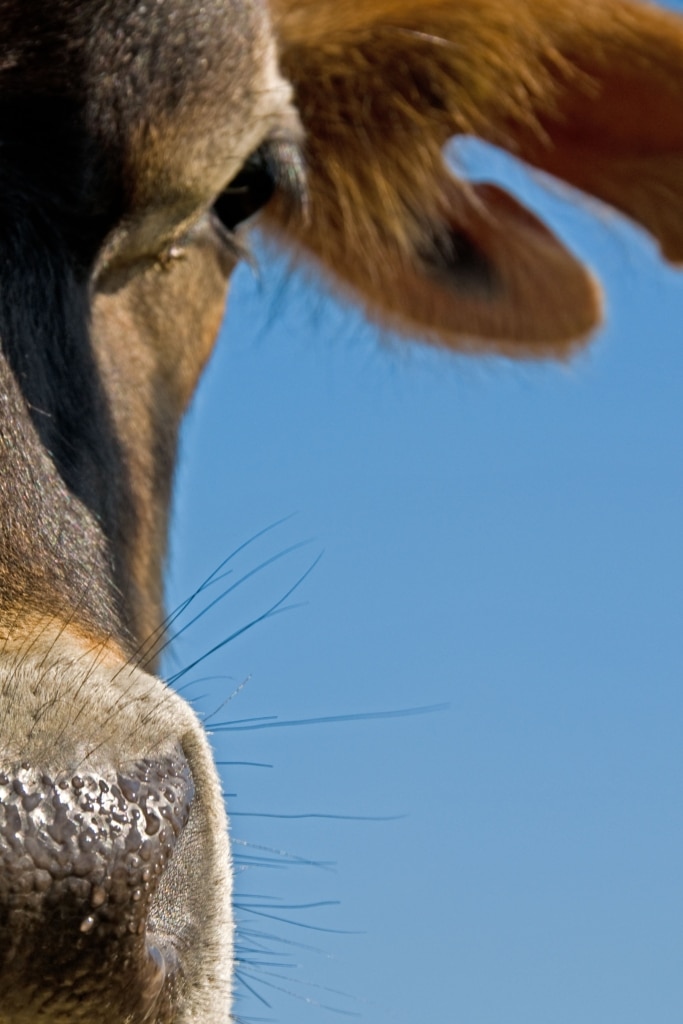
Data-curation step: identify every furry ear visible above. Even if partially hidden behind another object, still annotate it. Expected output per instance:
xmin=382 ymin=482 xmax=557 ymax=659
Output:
xmin=264 ymin=0 xmax=683 ymax=358
xmin=511 ymin=2 xmax=683 ymax=266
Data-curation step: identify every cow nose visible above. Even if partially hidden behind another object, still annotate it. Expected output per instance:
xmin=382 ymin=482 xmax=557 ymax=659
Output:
xmin=0 ymin=751 xmax=194 ymax=1020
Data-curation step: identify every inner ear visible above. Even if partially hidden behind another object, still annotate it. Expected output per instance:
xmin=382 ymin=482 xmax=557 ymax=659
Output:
xmin=420 ymin=224 xmax=499 ymax=296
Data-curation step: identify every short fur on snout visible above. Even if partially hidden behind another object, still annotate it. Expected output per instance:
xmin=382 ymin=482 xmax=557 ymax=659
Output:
xmin=0 ymin=0 xmax=683 ymax=1021
xmin=0 ymin=624 xmax=232 ymax=1023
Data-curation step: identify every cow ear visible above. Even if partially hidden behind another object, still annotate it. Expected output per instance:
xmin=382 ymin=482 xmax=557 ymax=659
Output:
xmin=513 ymin=2 xmax=683 ymax=267
xmin=264 ymin=0 xmax=683 ymax=358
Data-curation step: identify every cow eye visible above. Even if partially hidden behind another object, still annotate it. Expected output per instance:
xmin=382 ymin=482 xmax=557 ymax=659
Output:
xmin=213 ymin=147 xmax=277 ymax=231
xmin=213 ymin=135 xmax=307 ymax=233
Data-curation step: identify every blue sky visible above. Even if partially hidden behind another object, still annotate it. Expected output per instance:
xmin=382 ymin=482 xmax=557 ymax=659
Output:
xmin=165 ymin=6 xmax=683 ymax=1021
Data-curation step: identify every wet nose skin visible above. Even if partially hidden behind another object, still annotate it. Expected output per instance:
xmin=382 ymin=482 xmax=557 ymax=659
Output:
xmin=0 ymin=751 xmax=194 ymax=1022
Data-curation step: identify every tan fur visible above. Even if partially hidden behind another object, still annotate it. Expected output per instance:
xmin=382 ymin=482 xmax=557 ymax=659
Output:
xmin=92 ymin=225 xmax=234 ymax=651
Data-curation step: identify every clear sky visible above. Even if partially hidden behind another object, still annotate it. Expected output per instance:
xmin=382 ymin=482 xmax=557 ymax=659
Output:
xmin=165 ymin=5 xmax=683 ymax=1022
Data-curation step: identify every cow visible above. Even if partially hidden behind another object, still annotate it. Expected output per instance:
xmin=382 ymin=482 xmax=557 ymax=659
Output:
xmin=0 ymin=1 xmax=681 ymax=1021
